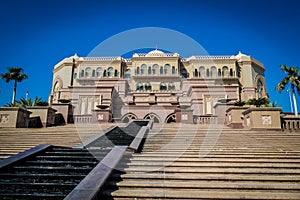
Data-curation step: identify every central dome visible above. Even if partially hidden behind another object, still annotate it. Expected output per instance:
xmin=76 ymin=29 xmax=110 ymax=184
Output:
xmin=145 ymin=49 xmax=166 ymax=57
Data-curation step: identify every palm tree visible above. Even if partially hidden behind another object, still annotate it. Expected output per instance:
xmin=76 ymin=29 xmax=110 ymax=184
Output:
xmin=275 ymin=65 xmax=300 ymax=117
xmin=1 ymin=67 xmax=28 ymax=104
xmin=17 ymin=96 xmax=48 ymax=109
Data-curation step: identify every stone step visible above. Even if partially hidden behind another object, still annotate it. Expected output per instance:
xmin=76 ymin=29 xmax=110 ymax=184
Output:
xmin=110 ymin=188 xmax=300 ymax=199
xmin=124 ymin=166 xmax=300 ymax=174
xmin=129 ymin=157 xmax=300 ymax=163
xmin=120 ymin=172 xmax=300 ymax=181
xmin=115 ymin=180 xmax=300 ymax=190
xmin=127 ymin=161 xmax=300 ymax=168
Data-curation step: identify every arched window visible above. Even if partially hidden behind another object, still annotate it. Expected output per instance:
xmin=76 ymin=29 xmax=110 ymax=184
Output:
xmin=222 ymin=66 xmax=229 ymax=77
xmin=80 ymin=70 xmax=84 ymax=78
xmin=172 ymin=66 xmax=176 ymax=75
xmin=92 ymin=70 xmax=96 ymax=77
xmin=206 ymin=68 xmax=210 ymax=77
xmin=211 ymin=66 xmax=217 ymax=77
xmin=257 ymin=79 xmax=263 ymax=98
xmin=145 ymin=83 xmax=152 ymax=91
xmin=199 ymin=66 xmax=205 ymax=77
xmin=160 ymin=82 xmax=167 ymax=90
xmin=160 ymin=66 xmax=163 ymax=75
xmin=136 ymin=67 xmax=140 ymax=75
xmin=164 ymin=64 xmax=170 ymax=74
xmin=152 ymin=64 xmax=159 ymax=75
xmin=169 ymin=82 xmax=175 ymax=90
xmin=103 ymin=70 xmax=107 ymax=77
xmin=141 ymin=64 xmax=147 ymax=75
xmin=85 ymin=67 xmax=91 ymax=77
xmin=194 ymin=69 xmax=198 ymax=77
xmin=73 ymin=73 xmax=77 ymax=79
xmin=108 ymin=67 xmax=114 ymax=77
xmin=125 ymin=69 xmax=131 ymax=79
xmin=148 ymin=66 xmax=152 ymax=75
xmin=181 ymin=68 xmax=187 ymax=78
xmin=96 ymin=67 xmax=102 ymax=77
xmin=218 ymin=68 xmax=221 ymax=77
xmin=144 ymin=113 xmax=160 ymax=123
xmin=136 ymin=83 xmax=144 ymax=91
xmin=114 ymin=69 xmax=119 ymax=77
xmin=229 ymin=68 xmax=233 ymax=77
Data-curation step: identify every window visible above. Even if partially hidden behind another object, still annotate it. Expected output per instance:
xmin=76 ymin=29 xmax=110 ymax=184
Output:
xmin=206 ymin=68 xmax=210 ymax=77
xmin=194 ymin=69 xmax=198 ymax=77
xmin=181 ymin=68 xmax=187 ymax=78
xmin=103 ymin=70 xmax=107 ymax=77
xmin=96 ymin=67 xmax=102 ymax=77
xmin=199 ymin=66 xmax=205 ymax=77
xmin=164 ymin=64 xmax=170 ymax=74
xmin=108 ymin=67 xmax=114 ymax=77
xmin=125 ymin=69 xmax=131 ymax=79
xmin=85 ymin=67 xmax=91 ymax=77
xmin=160 ymin=82 xmax=167 ymax=90
xmin=141 ymin=64 xmax=147 ymax=75
xmin=73 ymin=73 xmax=77 ymax=79
xmin=229 ymin=68 xmax=233 ymax=77
xmin=211 ymin=66 xmax=217 ymax=77
xmin=148 ymin=66 xmax=152 ymax=75
xmin=218 ymin=69 xmax=221 ymax=77
xmin=160 ymin=66 xmax=163 ymax=75
xmin=172 ymin=66 xmax=176 ymax=75
xmin=114 ymin=69 xmax=119 ymax=77
xmin=222 ymin=66 xmax=229 ymax=77
xmin=145 ymin=83 xmax=152 ymax=91
xmin=169 ymin=83 xmax=175 ymax=90
xmin=152 ymin=64 xmax=159 ymax=75
xmin=80 ymin=70 xmax=84 ymax=78
xmin=136 ymin=83 xmax=144 ymax=90
xmin=92 ymin=70 xmax=96 ymax=77
xmin=136 ymin=67 xmax=140 ymax=75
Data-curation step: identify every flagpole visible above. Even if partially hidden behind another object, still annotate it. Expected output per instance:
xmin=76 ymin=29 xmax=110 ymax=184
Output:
xmin=287 ymin=88 xmax=293 ymax=113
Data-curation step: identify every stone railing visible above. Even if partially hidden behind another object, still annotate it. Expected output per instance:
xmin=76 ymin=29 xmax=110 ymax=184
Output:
xmin=73 ymin=115 xmax=92 ymax=123
xmin=194 ymin=115 xmax=218 ymax=124
xmin=281 ymin=117 xmax=300 ymax=131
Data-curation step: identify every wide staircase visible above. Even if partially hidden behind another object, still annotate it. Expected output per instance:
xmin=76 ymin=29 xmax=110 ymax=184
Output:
xmin=105 ymin=124 xmax=300 ymax=199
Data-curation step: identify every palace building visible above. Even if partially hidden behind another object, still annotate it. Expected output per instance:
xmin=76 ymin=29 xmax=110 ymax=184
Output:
xmin=50 ymin=50 xmax=268 ymax=123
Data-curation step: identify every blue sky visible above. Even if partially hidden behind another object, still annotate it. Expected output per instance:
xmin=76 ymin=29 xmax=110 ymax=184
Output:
xmin=0 ymin=0 xmax=299 ymax=112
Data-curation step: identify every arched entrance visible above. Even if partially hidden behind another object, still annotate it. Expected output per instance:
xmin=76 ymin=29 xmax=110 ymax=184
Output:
xmin=121 ymin=113 xmax=137 ymax=123
xmin=165 ymin=113 xmax=176 ymax=123
xmin=144 ymin=113 xmax=161 ymax=123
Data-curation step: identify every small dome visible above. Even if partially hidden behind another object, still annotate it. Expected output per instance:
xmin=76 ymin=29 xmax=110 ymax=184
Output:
xmin=145 ymin=49 xmax=166 ymax=57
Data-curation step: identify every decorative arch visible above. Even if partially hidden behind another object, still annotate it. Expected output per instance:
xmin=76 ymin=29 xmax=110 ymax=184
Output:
xmin=108 ymin=67 xmax=114 ymax=77
xmin=144 ymin=113 xmax=161 ymax=123
xmin=222 ymin=66 xmax=229 ymax=77
xmin=85 ymin=67 xmax=91 ymax=77
xmin=164 ymin=64 xmax=170 ymax=74
xmin=152 ymin=64 xmax=159 ymax=75
xmin=211 ymin=66 xmax=217 ymax=77
xmin=52 ymin=76 xmax=63 ymax=101
xmin=254 ymin=75 xmax=266 ymax=98
xmin=96 ymin=67 xmax=102 ymax=77
xmin=141 ymin=64 xmax=147 ymax=75
xmin=199 ymin=66 xmax=205 ymax=77
xmin=121 ymin=113 xmax=138 ymax=123
xmin=165 ymin=113 xmax=176 ymax=123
